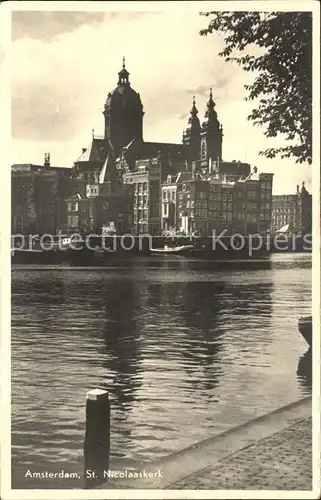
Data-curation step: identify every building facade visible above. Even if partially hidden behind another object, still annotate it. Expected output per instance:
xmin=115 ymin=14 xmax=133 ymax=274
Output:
xmin=160 ymin=165 xmax=273 ymax=236
xmin=11 ymin=156 xmax=72 ymax=235
xmin=12 ymin=59 xmax=280 ymax=238
xmin=272 ymin=182 xmax=312 ymax=233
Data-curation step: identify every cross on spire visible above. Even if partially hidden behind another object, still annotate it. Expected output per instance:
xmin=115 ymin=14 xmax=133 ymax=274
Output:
xmin=118 ymin=56 xmax=130 ymax=85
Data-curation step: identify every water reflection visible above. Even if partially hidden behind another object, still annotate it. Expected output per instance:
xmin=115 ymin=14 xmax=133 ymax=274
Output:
xmin=11 ymin=254 xmax=311 ymax=471
xmin=297 ymin=347 xmax=312 ymax=392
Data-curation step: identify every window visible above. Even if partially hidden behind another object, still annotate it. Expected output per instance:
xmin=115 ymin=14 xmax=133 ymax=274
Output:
xmin=138 ymin=183 xmax=143 ymax=193
xmin=222 ymin=194 xmax=227 ymax=201
xmin=195 ymin=210 xmax=201 ymax=217
xmin=68 ymin=202 xmax=79 ymax=212
xmin=202 ymin=201 xmax=207 ymax=208
xmin=209 ymin=192 xmax=213 ymax=200
xmin=164 ymin=204 xmax=168 ymax=216
xmin=246 ymin=214 xmax=252 ymax=222
xmin=222 ymin=203 xmax=227 ymax=210
xmin=143 ymin=209 xmax=148 ymax=219
xmin=227 ymin=212 xmax=232 ymax=221
xmin=261 ymin=191 xmax=266 ymax=199
xmin=228 ymin=194 xmax=233 ymax=201
xmin=163 ymin=190 xmax=167 ymax=200
xmin=68 ymin=215 xmax=79 ymax=227
xmin=179 ymin=193 xmax=183 ymax=200
xmin=201 ymin=210 xmax=207 ymax=217
xmin=196 ymin=201 xmax=201 ymax=208
xmin=237 ymin=191 xmax=243 ymax=199
xmin=265 ymin=202 xmax=270 ymax=210
xmin=182 ymin=184 xmax=187 ymax=192
xmin=191 ymin=201 xmax=194 ymax=208
xmin=228 ymin=203 xmax=232 ymax=211
xmin=143 ymin=182 xmax=148 ymax=192
xmin=103 ymin=201 xmax=109 ymax=210
xmin=200 ymin=192 xmax=207 ymax=199
xmin=222 ymin=212 xmax=227 ymax=221
xmin=187 ymin=201 xmax=190 ymax=208
xmin=252 ymin=214 xmax=257 ymax=223
xmin=217 ymin=192 xmax=221 ymax=201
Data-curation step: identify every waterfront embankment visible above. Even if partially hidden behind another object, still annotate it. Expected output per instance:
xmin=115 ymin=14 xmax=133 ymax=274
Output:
xmin=97 ymin=396 xmax=313 ymax=491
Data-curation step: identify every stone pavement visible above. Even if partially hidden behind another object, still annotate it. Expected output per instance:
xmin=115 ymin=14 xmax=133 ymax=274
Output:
xmin=97 ymin=396 xmax=314 ymax=492
xmin=175 ymin=417 xmax=312 ymax=490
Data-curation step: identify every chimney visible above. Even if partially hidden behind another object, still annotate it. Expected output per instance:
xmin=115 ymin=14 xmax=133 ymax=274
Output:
xmin=82 ymin=148 xmax=87 ymax=154
xmin=296 ymin=184 xmax=300 ymax=194
xmin=44 ymin=153 xmax=50 ymax=168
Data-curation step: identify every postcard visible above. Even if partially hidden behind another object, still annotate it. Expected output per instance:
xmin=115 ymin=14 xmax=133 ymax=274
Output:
xmin=1 ymin=1 xmax=320 ymax=499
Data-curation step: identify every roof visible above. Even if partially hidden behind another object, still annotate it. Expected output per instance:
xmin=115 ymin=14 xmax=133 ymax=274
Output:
xmin=11 ymin=163 xmax=44 ymax=172
xmin=139 ymin=141 xmax=187 ymax=160
xmin=99 ymin=154 xmax=115 ymax=184
xmin=76 ymin=138 xmax=106 ymax=163
xmin=276 ymin=224 xmax=290 ymax=233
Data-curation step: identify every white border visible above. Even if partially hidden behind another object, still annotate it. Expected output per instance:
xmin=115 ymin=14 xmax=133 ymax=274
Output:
xmin=1 ymin=1 xmax=320 ymax=499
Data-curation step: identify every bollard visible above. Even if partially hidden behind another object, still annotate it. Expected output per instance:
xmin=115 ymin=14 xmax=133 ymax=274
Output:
xmin=84 ymin=389 xmax=110 ymax=488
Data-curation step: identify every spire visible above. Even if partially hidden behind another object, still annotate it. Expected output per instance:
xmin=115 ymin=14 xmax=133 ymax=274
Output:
xmin=118 ymin=56 xmax=130 ymax=85
xmin=190 ymin=96 xmax=198 ymax=119
xmin=187 ymin=96 xmax=200 ymax=127
xmin=205 ymin=88 xmax=215 ymax=118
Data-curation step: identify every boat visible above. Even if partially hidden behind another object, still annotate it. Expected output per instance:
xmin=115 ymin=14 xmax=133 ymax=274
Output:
xmin=150 ymin=244 xmax=194 ymax=255
xmin=298 ymin=316 xmax=312 ymax=347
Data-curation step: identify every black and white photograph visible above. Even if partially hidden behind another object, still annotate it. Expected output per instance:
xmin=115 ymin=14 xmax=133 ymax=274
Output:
xmin=1 ymin=1 xmax=320 ymax=498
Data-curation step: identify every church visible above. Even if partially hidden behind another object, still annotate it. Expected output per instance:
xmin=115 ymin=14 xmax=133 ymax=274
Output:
xmin=65 ymin=58 xmax=256 ymax=236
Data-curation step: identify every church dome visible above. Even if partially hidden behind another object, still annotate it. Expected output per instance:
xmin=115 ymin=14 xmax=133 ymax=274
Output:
xmin=103 ymin=58 xmax=144 ymax=156
xmin=105 ymin=58 xmax=143 ymax=112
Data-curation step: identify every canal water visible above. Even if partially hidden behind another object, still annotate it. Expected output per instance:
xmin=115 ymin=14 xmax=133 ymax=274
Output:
xmin=11 ymin=254 xmax=311 ymax=474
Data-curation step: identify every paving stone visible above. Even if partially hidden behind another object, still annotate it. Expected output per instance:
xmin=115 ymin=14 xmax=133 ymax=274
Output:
xmin=175 ymin=418 xmax=312 ymax=490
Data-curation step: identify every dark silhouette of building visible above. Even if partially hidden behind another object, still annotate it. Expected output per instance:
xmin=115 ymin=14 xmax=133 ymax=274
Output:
xmin=11 ymin=156 xmax=71 ymax=235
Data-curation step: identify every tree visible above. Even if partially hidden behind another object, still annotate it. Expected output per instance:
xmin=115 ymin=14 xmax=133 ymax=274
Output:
xmin=200 ymin=12 xmax=312 ymax=164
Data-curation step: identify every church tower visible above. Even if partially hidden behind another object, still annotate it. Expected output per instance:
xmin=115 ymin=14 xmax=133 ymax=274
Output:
xmin=103 ymin=58 xmax=144 ymax=158
xmin=200 ymin=89 xmax=223 ymax=164
xmin=183 ymin=96 xmax=201 ymax=161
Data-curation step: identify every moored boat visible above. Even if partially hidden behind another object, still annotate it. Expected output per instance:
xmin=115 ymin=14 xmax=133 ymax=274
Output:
xmin=150 ymin=244 xmax=194 ymax=255
xmin=298 ymin=315 xmax=312 ymax=347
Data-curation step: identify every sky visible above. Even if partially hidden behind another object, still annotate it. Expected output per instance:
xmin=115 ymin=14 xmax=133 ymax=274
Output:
xmin=11 ymin=9 xmax=312 ymax=194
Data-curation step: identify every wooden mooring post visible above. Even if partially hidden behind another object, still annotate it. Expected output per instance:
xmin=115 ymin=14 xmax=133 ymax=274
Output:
xmin=84 ymin=389 xmax=110 ymax=488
